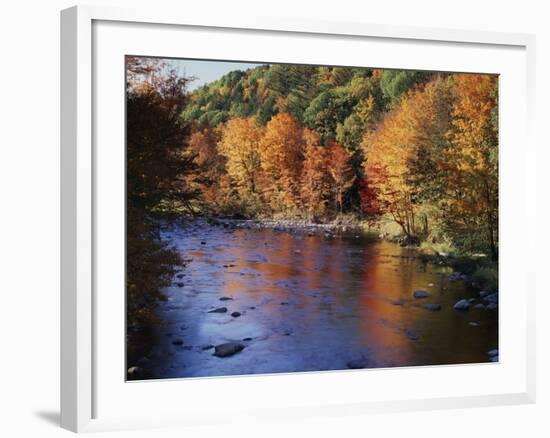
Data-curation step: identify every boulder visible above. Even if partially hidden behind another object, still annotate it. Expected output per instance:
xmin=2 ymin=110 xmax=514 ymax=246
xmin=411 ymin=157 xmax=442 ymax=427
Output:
xmin=486 ymin=302 xmax=498 ymax=311
xmin=231 ymin=311 xmax=241 ymax=318
xmin=453 ymin=299 xmax=470 ymax=311
xmin=213 ymin=342 xmax=245 ymax=358
xmin=219 ymin=296 xmax=233 ymax=301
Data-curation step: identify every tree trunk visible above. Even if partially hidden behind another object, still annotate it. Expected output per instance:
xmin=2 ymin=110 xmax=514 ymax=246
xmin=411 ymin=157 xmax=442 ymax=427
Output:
xmin=487 ymin=210 xmax=497 ymax=261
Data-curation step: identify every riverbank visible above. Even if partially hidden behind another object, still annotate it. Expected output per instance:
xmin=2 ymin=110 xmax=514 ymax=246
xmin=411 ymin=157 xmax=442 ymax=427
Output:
xmin=199 ymin=216 xmax=498 ymax=294
xmin=204 ymin=216 xmax=365 ymax=237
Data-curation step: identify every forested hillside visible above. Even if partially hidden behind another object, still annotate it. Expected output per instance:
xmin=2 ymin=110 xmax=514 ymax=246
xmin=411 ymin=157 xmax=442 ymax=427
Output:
xmin=127 ymin=58 xmax=498 ymax=261
xmin=178 ymin=62 xmax=497 ymax=259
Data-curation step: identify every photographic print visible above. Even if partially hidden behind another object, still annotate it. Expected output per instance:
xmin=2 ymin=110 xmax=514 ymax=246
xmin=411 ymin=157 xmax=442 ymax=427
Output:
xmin=126 ymin=56 xmax=498 ymax=381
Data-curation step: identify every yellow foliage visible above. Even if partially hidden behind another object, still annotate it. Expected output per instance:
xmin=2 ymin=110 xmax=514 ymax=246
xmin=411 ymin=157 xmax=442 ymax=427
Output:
xmin=218 ymin=117 xmax=264 ymax=197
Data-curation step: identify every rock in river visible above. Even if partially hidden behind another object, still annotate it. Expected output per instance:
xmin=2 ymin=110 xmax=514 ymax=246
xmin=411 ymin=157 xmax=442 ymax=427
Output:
xmin=231 ymin=311 xmax=241 ymax=318
xmin=213 ymin=342 xmax=245 ymax=358
xmin=423 ymin=303 xmax=441 ymax=311
xmin=453 ymin=299 xmax=470 ymax=311
xmin=413 ymin=290 xmax=431 ymax=299
xmin=208 ymin=307 xmax=228 ymax=313
xmin=219 ymin=296 xmax=233 ymax=301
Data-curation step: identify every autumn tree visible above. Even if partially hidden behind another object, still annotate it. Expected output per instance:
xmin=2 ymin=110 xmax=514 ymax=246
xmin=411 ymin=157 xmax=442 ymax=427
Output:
xmin=444 ymin=74 xmax=498 ymax=259
xmin=362 ymin=102 xmax=418 ymax=237
xmin=218 ymin=117 xmax=264 ymax=207
xmin=300 ymin=129 xmax=331 ymax=219
xmin=127 ymin=58 xmax=198 ymax=215
xmin=187 ymin=127 xmax=227 ymax=211
xmin=327 ymin=141 xmax=356 ymax=215
xmin=126 ymin=57 xmax=196 ymax=326
xmin=259 ymin=113 xmax=304 ymax=211
xmin=358 ymin=170 xmax=384 ymax=223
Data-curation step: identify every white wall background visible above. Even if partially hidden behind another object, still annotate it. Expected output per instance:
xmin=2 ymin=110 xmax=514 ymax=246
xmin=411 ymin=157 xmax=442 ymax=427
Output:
xmin=0 ymin=0 xmax=546 ymax=436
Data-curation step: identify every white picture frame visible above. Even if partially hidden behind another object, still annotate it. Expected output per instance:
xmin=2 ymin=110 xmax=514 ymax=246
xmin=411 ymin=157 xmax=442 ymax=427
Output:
xmin=60 ymin=4 xmax=536 ymax=433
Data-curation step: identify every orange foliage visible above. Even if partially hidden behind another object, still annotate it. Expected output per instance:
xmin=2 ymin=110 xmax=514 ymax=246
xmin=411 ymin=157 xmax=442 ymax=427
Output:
xmin=326 ymin=141 xmax=355 ymax=214
xmin=260 ymin=113 xmax=304 ymax=210
xmin=301 ymin=129 xmax=331 ymax=218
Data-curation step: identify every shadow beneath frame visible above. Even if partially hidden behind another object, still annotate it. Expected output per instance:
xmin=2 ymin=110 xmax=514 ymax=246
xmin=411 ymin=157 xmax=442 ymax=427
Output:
xmin=34 ymin=410 xmax=60 ymax=427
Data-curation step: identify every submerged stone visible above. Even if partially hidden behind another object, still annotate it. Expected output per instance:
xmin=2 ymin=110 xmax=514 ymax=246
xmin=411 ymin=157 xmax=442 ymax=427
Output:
xmin=453 ymin=299 xmax=470 ymax=311
xmin=423 ymin=303 xmax=441 ymax=311
xmin=213 ymin=342 xmax=245 ymax=358
xmin=413 ymin=290 xmax=431 ymax=299
xmin=208 ymin=307 xmax=228 ymax=313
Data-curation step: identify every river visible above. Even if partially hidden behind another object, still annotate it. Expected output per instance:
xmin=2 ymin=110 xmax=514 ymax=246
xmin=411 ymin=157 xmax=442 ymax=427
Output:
xmin=127 ymin=219 xmax=498 ymax=380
